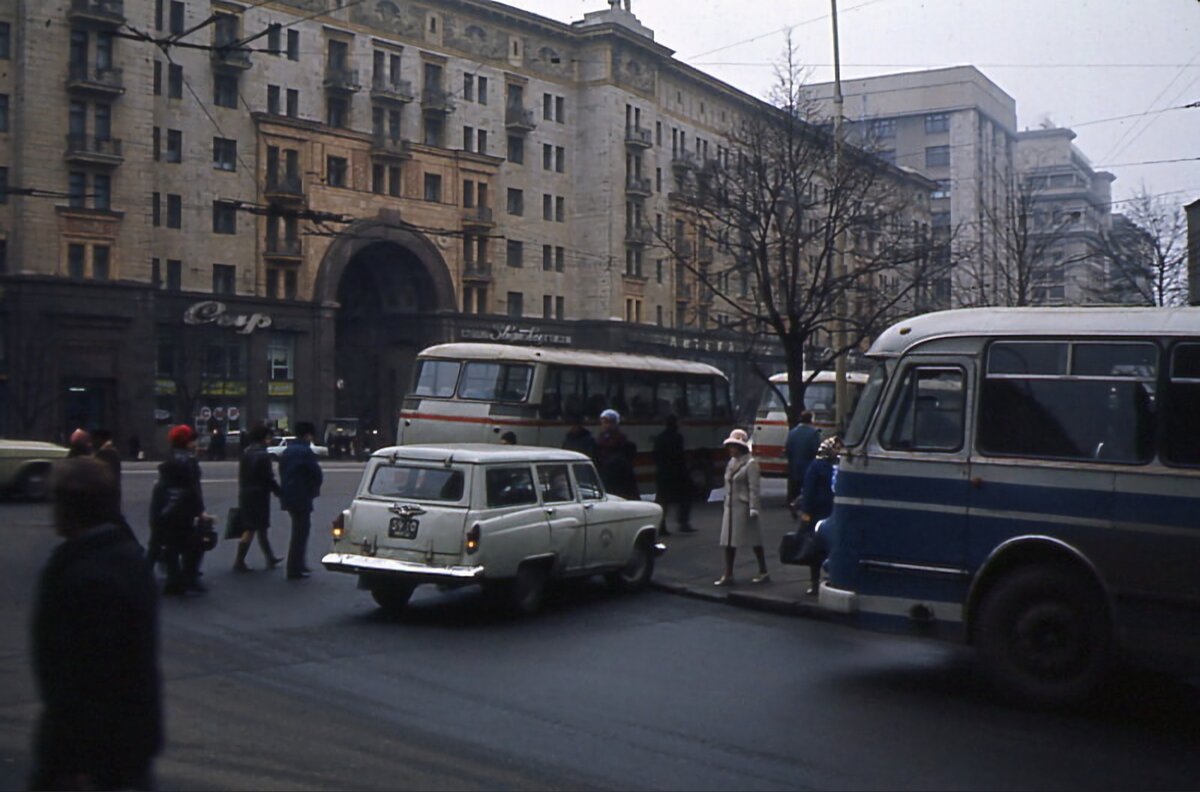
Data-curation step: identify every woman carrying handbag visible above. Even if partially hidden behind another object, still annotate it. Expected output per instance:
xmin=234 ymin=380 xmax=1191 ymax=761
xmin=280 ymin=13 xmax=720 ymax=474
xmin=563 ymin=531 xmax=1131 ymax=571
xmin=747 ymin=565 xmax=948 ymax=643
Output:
xmin=233 ymin=423 xmax=284 ymax=572
xmin=715 ymin=429 xmax=770 ymax=587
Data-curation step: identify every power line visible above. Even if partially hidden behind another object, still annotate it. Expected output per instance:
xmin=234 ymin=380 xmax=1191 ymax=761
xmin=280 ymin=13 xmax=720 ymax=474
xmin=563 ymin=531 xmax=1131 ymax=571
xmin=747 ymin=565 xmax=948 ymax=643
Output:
xmin=684 ymin=0 xmax=891 ymax=61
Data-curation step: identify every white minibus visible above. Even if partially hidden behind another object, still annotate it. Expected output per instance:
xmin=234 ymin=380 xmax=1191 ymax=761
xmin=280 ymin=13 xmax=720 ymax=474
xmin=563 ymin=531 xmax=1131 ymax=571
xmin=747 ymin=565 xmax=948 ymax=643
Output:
xmin=752 ymin=370 xmax=868 ymax=476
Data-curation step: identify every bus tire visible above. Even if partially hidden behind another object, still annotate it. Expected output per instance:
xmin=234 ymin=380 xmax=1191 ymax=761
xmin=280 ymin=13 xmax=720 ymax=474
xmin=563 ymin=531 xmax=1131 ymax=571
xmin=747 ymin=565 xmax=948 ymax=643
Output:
xmin=370 ymin=581 xmax=416 ymax=614
xmin=974 ymin=564 xmax=1111 ymax=706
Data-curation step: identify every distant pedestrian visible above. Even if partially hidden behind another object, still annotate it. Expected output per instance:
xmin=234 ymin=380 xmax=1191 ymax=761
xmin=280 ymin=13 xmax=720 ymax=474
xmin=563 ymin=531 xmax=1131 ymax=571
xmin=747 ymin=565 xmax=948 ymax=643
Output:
xmin=499 ymin=430 xmax=518 ymax=445
xmin=562 ymin=414 xmax=597 ymax=460
xmin=150 ymin=424 xmax=210 ymax=596
xmin=784 ymin=410 xmax=822 ymax=508
xmin=278 ymin=421 xmax=323 ymax=581
xmin=797 ymin=436 xmax=842 ymax=595
xmin=233 ymin=423 xmax=283 ymax=573
xmin=91 ymin=429 xmax=121 ymax=509
xmin=66 ymin=428 xmax=92 ymax=459
xmin=596 ymin=409 xmax=639 ymax=500
xmin=31 ymin=458 xmax=162 ymax=791
xmin=207 ymin=421 xmax=226 ymax=461
xmin=715 ymin=428 xmax=769 ymax=587
xmin=652 ymin=414 xmax=694 ymax=535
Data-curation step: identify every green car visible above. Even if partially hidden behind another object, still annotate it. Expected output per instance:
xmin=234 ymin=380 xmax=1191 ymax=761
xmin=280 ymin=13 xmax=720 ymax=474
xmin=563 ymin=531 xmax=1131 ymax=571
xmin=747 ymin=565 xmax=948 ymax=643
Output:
xmin=0 ymin=440 xmax=69 ymax=501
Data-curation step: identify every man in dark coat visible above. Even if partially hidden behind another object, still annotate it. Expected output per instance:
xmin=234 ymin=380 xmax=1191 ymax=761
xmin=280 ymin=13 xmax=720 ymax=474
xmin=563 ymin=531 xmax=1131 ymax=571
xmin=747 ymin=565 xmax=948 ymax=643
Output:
xmin=233 ymin=423 xmax=283 ymax=572
xmin=784 ymin=410 xmax=822 ymax=506
xmin=562 ymin=414 xmax=597 ymax=460
xmin=652 ymin=414 xmax=694 ymax=535
xmin=151 ymin=424 xmax=209 ymax=595
xmin=595 ymin=409 xmax=639 ymax=500
xmin=279 ymin=422 xmax=323 ymax=580
xmin=31 ymin=458 xmax=162 ymax=790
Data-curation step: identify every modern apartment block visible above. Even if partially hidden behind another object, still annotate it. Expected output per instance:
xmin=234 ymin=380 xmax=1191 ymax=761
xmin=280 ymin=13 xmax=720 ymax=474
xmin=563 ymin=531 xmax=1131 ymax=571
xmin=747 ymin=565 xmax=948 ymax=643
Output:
xmin=0 ymin=0 xmax=928 ymax=449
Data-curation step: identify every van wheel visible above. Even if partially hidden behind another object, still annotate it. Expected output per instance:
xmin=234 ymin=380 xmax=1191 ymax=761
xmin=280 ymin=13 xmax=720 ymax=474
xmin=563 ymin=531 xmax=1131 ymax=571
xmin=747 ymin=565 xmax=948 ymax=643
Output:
xmin=509 ymin=564 xmax=547 ymax=616
xmin=606 ymin=539 xmax=655 ymax=593
xmin=370 ymin=582 xmax=416 ymax=614
xmin=16 ymin=465 xmax=51 ymax=502
xmin=974 ymin=564 xmax=1111 ymax=706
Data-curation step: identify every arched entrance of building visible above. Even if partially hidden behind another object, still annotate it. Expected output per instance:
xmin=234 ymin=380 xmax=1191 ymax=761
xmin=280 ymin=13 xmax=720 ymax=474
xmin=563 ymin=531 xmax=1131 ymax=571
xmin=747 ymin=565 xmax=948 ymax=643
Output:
xmin=317 ymin=219 xmax=454 ymax=446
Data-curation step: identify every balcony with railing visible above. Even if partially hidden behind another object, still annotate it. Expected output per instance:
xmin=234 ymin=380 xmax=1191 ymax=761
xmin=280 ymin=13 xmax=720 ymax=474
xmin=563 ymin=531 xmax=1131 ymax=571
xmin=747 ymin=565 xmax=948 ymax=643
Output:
xmin=264 ymin=173 xmax=304 ymax=204
xmin=265 ymin=237 xmax=303 ymax=262
xmin=66 ymin=63 xmax=125 ymax=96
xmin=64 ymin=135 xmax=123 ymax=166
xmin=625 ymin=125 xmax=652 ymax=148
xmin=463 ymin=260 xmax=493 ymax=280
xmin=371 ymin=76 xmax=414 ymax=104
xmin=505 ymin=106 xmax=536 ymax=132
xmin=675 ymin=279 xmax=693 ymax=300
xmin=625 ymin=176 xmax=652 ymax=197
xmin=625 ymin=225 xmax=652 ymax=246
xmin=421 ymin=87 xmax=455 ymax=114
xmin=370 ymin=134 xmax=412 ymax=161
xmin=323 ymin=67 xmax=361 ymax=93
xmin=672 ymin=150 xmax=697 ymax=172
xmin=68 ymin=0 xmax=125 ymax=27
xmin=211 ymin=43 xmax=253 ymax=71
xmin=462 ymin=206 xmax=496 ymax=227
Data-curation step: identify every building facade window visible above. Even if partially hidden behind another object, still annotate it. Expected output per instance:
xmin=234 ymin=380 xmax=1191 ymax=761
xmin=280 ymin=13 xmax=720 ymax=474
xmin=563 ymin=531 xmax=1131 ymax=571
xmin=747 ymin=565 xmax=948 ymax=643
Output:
xmin=423 ymin=173 xmax=442 ymax=202
xmin=507 ymin=135 xmax=524 ymax=164
xmin=925 ymin=145 xmax=951 ymax=168
xmin=286 ymin=88 xmax=298 ymax=117
xmin=506 ymin=239 xmax=523 ymax=267
xmin=213 ymin=73 xmax=238 ymax=108
xmin=267 ymin=84 xmax=280 ymax=114
xmin=166 ymin=194 xmax=182 ymax=228
xmin=870 ymin=118 xmax=896 ymax=139
xmin=213 ymin=137 xmax=237 ymax=171
xmin=92 ymin=246 xmax=110 ymax=281
xmin=68 ymin=244 xmax=86 ymax=279
xmin=166 ymin=259 xmax=182 ymax=291
xmin=925 ymin=113 xmax=949 ymax=134
xmin=506 ymin=188 xmax=523 ymax=216
xmin=212 ymin=201 xmax=237 ymax=234
xmin=169 ymin=1 xmax=185 ymax=35
xmin=166 ymin=129 xmax=183 ymax=163
xmin=212 ymin=263 xmax=236 ymax=295
xmin=506 ymin=291 xmax=523 ymax=317
xmin=326 ymin=155 xmax=347 ymax=187
xmin=168 ymin=63 xmax=183 ymax=99
xmin=287 ymin=30 xmax=300 ymax=61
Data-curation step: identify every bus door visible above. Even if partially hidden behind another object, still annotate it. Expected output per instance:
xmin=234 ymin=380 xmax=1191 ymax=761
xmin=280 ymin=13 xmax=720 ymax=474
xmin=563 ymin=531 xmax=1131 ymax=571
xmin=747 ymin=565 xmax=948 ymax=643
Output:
xmin=861 ymin=360 xmax=973 ymax=615
xmin=534 ymin=463 xmax=586 ymax=572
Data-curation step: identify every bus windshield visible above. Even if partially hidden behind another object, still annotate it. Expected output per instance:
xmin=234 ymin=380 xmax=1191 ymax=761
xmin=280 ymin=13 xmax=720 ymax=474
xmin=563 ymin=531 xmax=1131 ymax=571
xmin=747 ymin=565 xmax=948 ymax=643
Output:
xmin=843 ymin=363 xmax=888 ymax=448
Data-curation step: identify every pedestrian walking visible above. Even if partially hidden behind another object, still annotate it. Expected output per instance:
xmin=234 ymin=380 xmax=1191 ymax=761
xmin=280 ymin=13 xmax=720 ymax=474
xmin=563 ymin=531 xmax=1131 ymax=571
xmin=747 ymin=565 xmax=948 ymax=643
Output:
xmin=233 ymin=423 xmax=284 ymax=573
xmin=562 ymin=413 xmax=597 ymax=460
xmin=278 ymin=421 xmax=323 ymax=580
xmin=797 ymin=436 xmax=842 ymax=595
xmin=652 ymin=414 xmax=694 ymax=535
xmin=207 ymin=420 xmax=227 ymax=461
xmin=596 ymin=409 xmax=639 ymax=500
xmin=715 ymin=428 xmax=769 ymax=587
xmin=66 ymin=428 xmax=92 ymax=458
xmin=31 ymin=458 xmax=162 ymax=791
xmin=150 ymin=424 xmax=210 ymax=596
xmin=784 ymin=410 xmax=821 ymax=507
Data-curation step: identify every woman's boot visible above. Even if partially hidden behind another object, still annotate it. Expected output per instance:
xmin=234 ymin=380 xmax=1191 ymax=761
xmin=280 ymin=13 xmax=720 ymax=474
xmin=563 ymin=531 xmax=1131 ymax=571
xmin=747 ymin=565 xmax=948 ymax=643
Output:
xmin=233 ymin=538 xmax=253 ymax=572
xmin=257 ymin=530 xmax=284 ymax=569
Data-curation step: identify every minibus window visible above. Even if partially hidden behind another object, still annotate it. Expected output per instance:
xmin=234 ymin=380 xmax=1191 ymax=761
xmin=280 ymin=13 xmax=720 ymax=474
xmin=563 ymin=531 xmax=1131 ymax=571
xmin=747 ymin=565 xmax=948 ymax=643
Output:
xmin=880 ymin=367 xmax=964 ymax=452
xmin=657 ymin=376 xmax=686 ymax=419
xmin=988 ymin=342 xmax=1067 ymax=376
xmin=1073 ymin=343 xmax=1157 ymax=378
xmin=758 ymin=386 xmax=785 ymax=414
xmin=458 ymin=362 xmax=532 ymax=402
xmin=713 ymin=379 xmax=733 ymax=419
xmin=1164 ymin=343 xmax=1200 ymax=466
xmin=687 ymin=379 xmax=714 ymax=418
xmin=413 ymin=360 xmax=461 ymax=398
xmin=844 ymin=364 xmax=886 ymax=448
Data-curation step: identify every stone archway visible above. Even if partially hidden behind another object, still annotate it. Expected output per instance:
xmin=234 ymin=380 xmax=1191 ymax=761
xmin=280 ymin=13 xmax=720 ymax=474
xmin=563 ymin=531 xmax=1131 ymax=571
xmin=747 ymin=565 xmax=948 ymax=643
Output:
xmin=315 ymin=217 xmax=454 ymax=444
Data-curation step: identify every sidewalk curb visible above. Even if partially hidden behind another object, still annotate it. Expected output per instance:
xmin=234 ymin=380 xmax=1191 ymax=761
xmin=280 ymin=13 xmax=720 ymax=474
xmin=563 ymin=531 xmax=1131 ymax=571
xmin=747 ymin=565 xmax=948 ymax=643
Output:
xmin=650 ymin=579 xmax=832 ymax=620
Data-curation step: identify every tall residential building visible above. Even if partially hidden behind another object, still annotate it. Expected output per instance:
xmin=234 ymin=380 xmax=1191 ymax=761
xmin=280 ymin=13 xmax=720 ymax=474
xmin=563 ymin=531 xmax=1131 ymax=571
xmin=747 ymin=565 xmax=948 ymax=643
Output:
xmin=0 ymin=0 xmax=928 ymax=448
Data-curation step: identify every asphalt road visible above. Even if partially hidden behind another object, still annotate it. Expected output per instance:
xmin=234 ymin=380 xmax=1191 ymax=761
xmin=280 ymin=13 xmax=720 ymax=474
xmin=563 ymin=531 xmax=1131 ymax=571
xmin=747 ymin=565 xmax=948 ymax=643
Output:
xmin=0 ymin=461 xmax=1198 ymax=791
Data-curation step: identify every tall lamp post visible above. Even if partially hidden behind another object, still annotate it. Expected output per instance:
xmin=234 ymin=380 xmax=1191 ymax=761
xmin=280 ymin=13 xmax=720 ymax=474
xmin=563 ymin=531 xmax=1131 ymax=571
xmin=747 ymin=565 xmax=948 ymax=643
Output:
xmin=831 ymin=0 xmax=850 ymax=431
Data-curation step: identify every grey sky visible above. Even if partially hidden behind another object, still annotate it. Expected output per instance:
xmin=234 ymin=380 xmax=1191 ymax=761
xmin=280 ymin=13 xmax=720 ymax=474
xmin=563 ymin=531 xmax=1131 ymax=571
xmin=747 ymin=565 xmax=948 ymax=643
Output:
xmin=506 ymin=0 xmax=1199 ymax=209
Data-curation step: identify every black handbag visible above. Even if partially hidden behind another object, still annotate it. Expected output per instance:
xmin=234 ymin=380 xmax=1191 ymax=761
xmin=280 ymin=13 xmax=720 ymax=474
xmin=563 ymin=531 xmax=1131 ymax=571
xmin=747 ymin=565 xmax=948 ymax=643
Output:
xmin=197 ymin=515 xmax=219 ymax=552
xmin=780 ymin=526 xmax=825 ymax=566
xmin=224 ymin=507 xmax=243 ymax=540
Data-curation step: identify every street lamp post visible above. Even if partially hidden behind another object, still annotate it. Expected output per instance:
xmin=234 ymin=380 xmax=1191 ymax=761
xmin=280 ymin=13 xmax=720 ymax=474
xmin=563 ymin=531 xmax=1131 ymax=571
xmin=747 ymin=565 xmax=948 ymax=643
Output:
xmin=831 ymin=0 xmax=849 ymax=431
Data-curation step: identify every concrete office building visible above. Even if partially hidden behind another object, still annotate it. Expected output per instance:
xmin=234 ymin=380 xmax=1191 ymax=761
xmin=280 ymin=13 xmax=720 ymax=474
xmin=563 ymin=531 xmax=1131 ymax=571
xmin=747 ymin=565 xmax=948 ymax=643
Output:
xmin=0 ymin=0 xmax=929 ymax=450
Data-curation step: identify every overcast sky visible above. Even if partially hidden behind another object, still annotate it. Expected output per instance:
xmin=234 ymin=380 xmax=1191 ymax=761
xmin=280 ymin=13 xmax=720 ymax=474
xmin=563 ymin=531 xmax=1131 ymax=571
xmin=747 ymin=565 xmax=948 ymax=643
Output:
xmin=505 ymin=0 xmax=1199 ymax=209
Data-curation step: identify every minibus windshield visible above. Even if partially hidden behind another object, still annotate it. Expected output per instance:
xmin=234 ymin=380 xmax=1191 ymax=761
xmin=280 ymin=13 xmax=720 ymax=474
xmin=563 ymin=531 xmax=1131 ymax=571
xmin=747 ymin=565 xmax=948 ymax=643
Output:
xmin=843 ymin=363 xmax=888 ymax=447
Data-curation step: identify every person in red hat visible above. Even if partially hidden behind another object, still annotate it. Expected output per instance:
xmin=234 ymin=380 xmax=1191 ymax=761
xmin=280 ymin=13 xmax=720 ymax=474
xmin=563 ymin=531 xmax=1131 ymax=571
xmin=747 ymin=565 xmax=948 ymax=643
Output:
xmin=149 ymin=425 xmax=211 ymax=595
xmin=66 ymin=428 xmax=93 ymax=459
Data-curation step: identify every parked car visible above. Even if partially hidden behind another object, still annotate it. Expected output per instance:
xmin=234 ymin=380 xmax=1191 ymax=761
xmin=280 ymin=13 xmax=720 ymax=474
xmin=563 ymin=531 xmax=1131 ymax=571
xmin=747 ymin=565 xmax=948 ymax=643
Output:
xmin=0 ymin=439 xmax=69 ymax=501
xmin=322 ymin=444 xmax=665 ymax=615
xmin=266 ymin=436 xmax=329 ymax=458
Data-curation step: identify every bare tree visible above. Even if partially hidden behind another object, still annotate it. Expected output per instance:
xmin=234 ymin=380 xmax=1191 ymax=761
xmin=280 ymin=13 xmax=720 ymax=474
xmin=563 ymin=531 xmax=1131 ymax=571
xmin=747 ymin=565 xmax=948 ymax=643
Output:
xmin=653 ymin=37 xmax=943 ymax=423
xmin=1087 ymin=191 xmax=1189 ymax=306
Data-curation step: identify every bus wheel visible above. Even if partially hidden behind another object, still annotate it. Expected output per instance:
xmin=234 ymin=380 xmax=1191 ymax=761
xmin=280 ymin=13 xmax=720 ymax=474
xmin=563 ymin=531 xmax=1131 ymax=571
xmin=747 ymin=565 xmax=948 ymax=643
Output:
xmin=974 ymin=564 xmax=1111 ymax=706
xmin=689 ymin=461 xmax=712 ymax=502
xmin=370 ymin=581 xmax=416 ymax=615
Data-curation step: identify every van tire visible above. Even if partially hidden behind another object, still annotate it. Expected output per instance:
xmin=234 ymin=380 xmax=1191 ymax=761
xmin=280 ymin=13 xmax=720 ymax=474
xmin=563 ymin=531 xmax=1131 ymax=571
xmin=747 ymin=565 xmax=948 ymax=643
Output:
xmin=974 ymin=564 xmax=1111 ymax=706
xmin=606 ymin=539 xmax=654 ymax=593
xmin=370 ymin=581 xmax=416 ymax=614
xmin=509 ymin=564 xmax=548 ymax=616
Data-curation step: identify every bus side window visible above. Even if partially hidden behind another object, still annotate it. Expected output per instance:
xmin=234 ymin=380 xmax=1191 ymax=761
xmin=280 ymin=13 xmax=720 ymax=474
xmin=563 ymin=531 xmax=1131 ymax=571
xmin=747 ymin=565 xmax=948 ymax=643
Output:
xmin=1163 ymin=342 xmax=1200 ymax=466
xmin=881 ymin=367 xmax=964 ymax=452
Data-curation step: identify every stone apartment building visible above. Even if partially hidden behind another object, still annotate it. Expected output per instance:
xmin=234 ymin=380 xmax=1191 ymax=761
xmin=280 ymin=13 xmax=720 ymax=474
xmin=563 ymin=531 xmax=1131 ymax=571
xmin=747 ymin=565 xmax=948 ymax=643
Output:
xmin=0 ymin=0 xmax=929 ymax=450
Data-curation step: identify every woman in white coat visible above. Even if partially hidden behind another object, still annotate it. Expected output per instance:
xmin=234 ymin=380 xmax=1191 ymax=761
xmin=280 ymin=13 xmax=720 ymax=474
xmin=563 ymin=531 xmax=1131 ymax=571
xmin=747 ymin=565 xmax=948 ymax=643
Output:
xmin=715 ymin=428 xmax=770 ymax=586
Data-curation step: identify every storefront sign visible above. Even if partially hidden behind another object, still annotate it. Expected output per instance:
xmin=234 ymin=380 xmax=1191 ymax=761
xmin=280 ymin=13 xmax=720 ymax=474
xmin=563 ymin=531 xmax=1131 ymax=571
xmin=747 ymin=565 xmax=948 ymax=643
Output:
xmin=268 ymin=381 xmax=295 ymax=397
xmin=460 ymin=324 xmax=574 ymax=346
xmin=184 ymin=300 xmax=273 ymax=335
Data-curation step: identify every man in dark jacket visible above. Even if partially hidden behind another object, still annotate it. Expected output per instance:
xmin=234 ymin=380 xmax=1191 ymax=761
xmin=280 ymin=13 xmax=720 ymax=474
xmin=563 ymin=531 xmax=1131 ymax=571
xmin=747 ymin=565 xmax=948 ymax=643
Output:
xmin=279 ymin=422 xmax=323 ymax=580
xmin=652 ymin=414 xmax=694 ymax=535
xmin=784 ymin=410 xmax=822 ymax=506
xmin=31 ymin=458 xmax=162 ymax=790
xmin=234 ymin=423 xmax=283 ymax=572
xmin=151 ymin=425 xmax=209 ymax=596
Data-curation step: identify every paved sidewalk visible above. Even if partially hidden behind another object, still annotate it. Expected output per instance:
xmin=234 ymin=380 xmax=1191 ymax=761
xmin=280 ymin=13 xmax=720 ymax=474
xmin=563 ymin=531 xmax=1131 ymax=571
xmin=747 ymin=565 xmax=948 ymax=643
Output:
xmin=649 ymin=482 xmax=829 ymax=620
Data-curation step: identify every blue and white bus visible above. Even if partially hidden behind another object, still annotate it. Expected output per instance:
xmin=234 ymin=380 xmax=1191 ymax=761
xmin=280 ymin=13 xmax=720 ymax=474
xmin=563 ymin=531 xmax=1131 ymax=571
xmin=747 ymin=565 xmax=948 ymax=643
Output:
xmin=820 ymin=307 xmax=1200 ymax=704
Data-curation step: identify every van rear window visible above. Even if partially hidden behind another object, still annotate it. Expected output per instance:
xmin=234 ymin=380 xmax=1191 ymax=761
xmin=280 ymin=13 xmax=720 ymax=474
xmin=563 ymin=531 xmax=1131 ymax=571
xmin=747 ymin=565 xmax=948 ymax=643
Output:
xmin=368 ymin=465 xmax=464 ymax=501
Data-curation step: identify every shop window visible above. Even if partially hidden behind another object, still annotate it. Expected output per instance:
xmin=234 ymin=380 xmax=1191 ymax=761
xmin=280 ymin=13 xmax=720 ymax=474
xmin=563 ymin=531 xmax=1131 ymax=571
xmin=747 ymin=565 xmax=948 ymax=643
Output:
xmin=268 ymin=335 xmax=294 ymax=380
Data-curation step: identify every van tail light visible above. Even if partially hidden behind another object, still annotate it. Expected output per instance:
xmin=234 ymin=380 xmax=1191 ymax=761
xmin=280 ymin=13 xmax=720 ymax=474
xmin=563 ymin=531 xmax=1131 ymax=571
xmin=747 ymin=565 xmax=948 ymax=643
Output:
xmin=465 ymin=523 xmax=481 ymax=554
xmin=332 ymin=512 xmax=346 ymax=541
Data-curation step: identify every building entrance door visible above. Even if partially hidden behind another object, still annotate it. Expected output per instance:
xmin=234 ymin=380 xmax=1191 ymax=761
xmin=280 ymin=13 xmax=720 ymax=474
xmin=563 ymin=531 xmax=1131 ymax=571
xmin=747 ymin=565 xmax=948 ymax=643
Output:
xmin=63 ymin=380 xmax=112 ymax=436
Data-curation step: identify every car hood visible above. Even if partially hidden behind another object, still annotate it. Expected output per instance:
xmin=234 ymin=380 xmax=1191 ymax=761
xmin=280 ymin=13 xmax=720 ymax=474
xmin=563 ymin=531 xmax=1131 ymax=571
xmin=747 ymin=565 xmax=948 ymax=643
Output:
xmin=0 ymin=440 xmax=69 ymax=456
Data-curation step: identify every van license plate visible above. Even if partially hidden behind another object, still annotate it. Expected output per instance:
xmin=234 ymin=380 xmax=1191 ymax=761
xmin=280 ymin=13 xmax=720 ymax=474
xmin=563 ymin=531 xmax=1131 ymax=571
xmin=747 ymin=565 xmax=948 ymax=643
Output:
xmin=388 ymin=517 xmax=419 ymax=540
